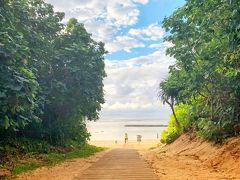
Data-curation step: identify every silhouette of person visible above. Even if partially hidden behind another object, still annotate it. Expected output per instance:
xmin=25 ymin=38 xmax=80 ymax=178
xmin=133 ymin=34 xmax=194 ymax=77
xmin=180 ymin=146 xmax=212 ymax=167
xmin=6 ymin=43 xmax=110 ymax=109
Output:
xmin=137 ymin=135 xmax=142 ymax=144
xmin=124 ymin=133 xmax=128 ymax=144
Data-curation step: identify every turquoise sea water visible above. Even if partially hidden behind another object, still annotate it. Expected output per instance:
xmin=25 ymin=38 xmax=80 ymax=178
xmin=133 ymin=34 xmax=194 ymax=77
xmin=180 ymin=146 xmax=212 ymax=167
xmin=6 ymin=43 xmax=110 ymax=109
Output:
xmin=87 ymin=119 xmax=168 ymax=141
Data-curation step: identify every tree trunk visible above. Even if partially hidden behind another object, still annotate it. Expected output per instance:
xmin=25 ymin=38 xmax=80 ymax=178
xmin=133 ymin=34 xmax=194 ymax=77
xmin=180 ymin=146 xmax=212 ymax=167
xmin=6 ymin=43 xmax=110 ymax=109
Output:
xmin=166 ymin=100 xmax=181 ymax=128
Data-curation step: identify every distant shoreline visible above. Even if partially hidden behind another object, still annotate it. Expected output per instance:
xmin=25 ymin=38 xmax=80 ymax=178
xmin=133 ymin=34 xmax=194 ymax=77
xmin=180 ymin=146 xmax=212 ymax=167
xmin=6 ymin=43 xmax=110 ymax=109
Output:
xmin=124 ymin=125 xmax=167 ymax=127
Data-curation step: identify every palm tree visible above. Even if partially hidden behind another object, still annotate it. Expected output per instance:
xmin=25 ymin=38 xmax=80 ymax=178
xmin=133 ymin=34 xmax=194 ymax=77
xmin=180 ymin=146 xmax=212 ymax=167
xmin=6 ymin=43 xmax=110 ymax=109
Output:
xmin=159 ymin=80 xmax=181 ymax=128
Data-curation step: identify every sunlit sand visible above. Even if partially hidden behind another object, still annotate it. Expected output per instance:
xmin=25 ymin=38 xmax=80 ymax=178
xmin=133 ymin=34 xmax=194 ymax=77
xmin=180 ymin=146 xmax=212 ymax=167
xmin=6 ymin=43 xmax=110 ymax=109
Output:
xmin=89 ymin=139 xmax=161 ymax=149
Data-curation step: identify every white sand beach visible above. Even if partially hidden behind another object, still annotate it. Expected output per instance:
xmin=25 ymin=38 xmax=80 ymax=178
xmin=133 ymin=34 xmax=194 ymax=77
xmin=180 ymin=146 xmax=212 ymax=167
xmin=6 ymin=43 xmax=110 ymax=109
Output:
xmin=89 ymin=139 xmax=161 ymax=150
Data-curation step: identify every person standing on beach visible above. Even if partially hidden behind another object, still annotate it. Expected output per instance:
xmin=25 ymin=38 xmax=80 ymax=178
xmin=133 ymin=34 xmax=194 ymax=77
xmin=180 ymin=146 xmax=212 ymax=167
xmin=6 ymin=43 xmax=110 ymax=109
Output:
xmin=124 ymin=133 xmax=128 ymax=144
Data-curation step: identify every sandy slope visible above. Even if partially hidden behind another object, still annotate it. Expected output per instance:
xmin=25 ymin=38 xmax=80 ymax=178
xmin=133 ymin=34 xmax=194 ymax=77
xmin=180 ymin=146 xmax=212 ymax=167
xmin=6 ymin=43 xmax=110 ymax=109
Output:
xmin=89 ymin=139 xmax=160 ymax=149
xmin=142 ymin=134 xmax=240 ymax=180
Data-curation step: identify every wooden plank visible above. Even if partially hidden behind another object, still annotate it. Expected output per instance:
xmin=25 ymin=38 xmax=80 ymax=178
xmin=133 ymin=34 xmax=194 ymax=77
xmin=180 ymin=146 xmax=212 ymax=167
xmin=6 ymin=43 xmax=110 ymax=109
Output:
xmin=75 ymin=149 xmax=158 ymax=180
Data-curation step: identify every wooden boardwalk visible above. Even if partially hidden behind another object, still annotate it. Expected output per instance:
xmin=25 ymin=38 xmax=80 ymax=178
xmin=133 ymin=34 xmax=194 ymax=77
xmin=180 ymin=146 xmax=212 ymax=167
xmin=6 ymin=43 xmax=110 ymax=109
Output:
xmin=75 ymin=149 xmax=158 ymax=180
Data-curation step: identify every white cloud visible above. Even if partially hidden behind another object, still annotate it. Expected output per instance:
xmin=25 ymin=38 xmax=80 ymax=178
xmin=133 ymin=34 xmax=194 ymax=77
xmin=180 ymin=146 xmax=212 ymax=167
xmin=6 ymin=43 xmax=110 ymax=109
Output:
xmin=101 ymin=23 xmax=166 ymax=53
xmin=46 ymin=0 xmax=160 ymax=54
xmin=46 ymin=0 xmax=148 ymax=32
xmin=84 ymin=20 xmax=116 ymax=43
xmin=133 ymin=0 xmax=149 ymax=4
xmin=106 ymin=35 xmax=145 ymax=53
xmin=149 ymin=41 xmax=174 ymax=49
xmin=129 ymin=23 xmax=165 ymax=41
xmin=103 ymin=102 xmax=152 ymax=110
xmin=100 ymin=49 xmax=175 ymax=120
xmin=106 ymin=2 xmax=140 ymax=26
xmin=104 ymin=23 xmax=167 ymax=53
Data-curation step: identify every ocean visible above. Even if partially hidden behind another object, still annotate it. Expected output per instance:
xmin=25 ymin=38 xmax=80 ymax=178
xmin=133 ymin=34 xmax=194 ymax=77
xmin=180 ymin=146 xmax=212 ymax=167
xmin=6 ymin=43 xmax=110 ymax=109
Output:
xmin=87 ymin=119 xmax=168 ymax=141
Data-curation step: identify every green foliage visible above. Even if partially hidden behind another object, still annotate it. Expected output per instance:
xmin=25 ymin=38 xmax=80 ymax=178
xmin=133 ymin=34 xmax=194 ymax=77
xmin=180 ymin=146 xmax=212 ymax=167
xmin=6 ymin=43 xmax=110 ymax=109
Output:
xmin=13 ymin=162 xmax=41 ymax=175
xmin=161 ymin=104 xmax=190 ymax=144
xmin=160 ymin=0 xmax=240 ymax=142
xmin=0 ymin=0 xmax=106 ymax=149
xmin=197 ymin=118 xmax=224 ymax=143
xmin=161 ymin=130 xmax=179 ymax=144
xmin=0 ymin=0 xmax=40 ymax=130
xmin=36 ymin=18 xmax=106 ymax=145
xmin=0 ymin=138 xmax=51 ymax=164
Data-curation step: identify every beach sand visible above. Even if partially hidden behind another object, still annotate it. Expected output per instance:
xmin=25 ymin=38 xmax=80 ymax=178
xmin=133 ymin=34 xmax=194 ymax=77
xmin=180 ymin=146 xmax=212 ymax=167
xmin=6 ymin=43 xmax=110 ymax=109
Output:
xmin=89 ymin=139 xmax=161 ymax=150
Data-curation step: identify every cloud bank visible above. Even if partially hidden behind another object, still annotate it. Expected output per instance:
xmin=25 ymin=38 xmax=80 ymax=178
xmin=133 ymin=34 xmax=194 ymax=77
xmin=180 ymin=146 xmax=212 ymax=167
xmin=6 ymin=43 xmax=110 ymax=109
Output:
xmin=46 ymin=0 xmax=166 ymax=53
xmin=101 ymin=49 xmax=174 ymax=120
xmin=46 ymin=0 xmax=174 ymax=120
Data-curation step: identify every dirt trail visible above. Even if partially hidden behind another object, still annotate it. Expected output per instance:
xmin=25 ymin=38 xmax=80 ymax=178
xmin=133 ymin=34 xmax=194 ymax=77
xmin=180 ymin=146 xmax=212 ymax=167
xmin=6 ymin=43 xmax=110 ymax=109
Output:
xmin=17 ymin=148 xmax=158 ymax=180
xmin=75 ymin=148 xmax=158 ymax=180
xmin=16 ymin=140 xmax=159 ymax=180
xmin=143 ymin=134 xmax=240 ymax=180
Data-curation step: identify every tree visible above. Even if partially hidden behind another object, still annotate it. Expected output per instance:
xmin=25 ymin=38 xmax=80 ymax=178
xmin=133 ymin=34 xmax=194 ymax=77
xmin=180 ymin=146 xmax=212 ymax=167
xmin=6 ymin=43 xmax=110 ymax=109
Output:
xmin=160 ymin=0 xmax=240 ymax=141
xmin=40 ymin=18 xmax=106 ymax=145
xmin=0 ymin=1 xmax=107 ymax=146
xmin=159 ymin=81 xmax=180 ymax=128
xmin=0 ymin=0 xmax=39 ymax=131
xmin=159 ymin=67 xmax=188 ymax=128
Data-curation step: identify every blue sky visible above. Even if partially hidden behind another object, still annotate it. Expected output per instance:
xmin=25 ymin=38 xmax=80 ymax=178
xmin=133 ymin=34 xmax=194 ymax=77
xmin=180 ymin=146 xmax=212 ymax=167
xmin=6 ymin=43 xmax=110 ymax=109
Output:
xmin=46 ymin=0 xmax=185 ymax=120
xmin=107 ymin=0 xmax=185 ymax=60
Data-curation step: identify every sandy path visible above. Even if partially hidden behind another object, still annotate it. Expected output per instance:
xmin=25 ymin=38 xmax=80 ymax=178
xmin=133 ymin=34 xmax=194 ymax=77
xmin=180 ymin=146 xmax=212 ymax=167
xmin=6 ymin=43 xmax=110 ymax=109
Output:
xmin=16 ymin=140 xmax=159 ymax=180
xmin=89 ymin=139 xmax=160 ymax=150
xmin=75 ymin=148 xmax=158 ymax=180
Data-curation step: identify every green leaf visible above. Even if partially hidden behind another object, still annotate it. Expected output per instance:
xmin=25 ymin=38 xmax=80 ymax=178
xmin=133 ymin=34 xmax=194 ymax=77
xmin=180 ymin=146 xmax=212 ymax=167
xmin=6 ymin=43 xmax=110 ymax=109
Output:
xmin=4 ymin=115 xmax=10 ymax=129
xmin=0 ymin=92 xmax=6 ymax=98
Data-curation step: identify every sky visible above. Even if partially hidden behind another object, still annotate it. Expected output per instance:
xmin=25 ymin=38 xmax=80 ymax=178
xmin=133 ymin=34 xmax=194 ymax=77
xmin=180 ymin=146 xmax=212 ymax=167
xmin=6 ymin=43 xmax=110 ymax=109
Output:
xmin=46 ymin=0 xmax=185 ymax=120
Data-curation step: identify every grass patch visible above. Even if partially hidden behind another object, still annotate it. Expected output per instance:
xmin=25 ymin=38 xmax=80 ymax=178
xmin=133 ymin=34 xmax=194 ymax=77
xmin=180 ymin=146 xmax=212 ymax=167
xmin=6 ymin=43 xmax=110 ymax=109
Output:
xmin=12 ymin=144 xmax=105 ymax=175
xmin=12 ymin=162 xmax=41 ymax=174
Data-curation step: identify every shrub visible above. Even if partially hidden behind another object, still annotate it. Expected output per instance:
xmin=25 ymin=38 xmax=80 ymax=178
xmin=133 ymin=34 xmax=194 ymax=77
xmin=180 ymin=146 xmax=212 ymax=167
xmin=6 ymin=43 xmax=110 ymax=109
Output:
xmin=0 ymin=138 xmax=51 ymax=158
xmin=161 ymin=104 xmax=190 ymax=144
xmin=196 ymin=118 xmax=233 ymax=143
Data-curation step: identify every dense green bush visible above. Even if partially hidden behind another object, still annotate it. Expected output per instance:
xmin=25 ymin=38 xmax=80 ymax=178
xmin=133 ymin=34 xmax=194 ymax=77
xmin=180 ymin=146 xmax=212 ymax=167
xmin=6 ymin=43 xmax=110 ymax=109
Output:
xmin=160 ymin=0 xmax=240 ymax=143
xmin=196 ymin=118 xmax=229 ymax=143
xmin=0 ymin=0 xmax=106 ymax=147
xmin=0 ymin=138 xmax=50 ymax=157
